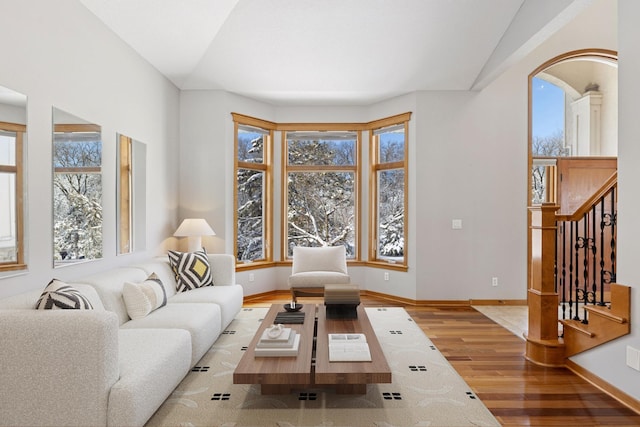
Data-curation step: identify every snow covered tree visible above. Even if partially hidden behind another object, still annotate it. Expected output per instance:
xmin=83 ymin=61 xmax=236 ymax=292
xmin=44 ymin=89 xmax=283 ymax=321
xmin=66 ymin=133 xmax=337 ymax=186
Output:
xmin=286 ymin=136 xmax=355 ymax=256
xmin=532 ymin=129 xmax=565 ymax=204
xmin=53 ymin=133 xmax=102 ymax=262
xmin=376 ymin=136 xmax=405 ymax=258
xmin=237 ymin=133 xmax=265 ymax=261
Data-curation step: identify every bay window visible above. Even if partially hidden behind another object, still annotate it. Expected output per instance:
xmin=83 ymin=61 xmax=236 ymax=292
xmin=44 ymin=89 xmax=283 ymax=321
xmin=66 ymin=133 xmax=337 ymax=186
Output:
xmin=369 ymin=113 xmax=410 ymax=267
xmin=233 ymin=114 xmax=274 ymax=265
xmin=283 ymin=129 xmax=359 ymax=258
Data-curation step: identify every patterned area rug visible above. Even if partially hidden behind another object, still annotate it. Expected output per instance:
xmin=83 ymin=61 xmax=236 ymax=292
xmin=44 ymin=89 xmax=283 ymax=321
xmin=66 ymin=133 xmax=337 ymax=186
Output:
xmin=146 ymin=307 xmax=500 ymax=427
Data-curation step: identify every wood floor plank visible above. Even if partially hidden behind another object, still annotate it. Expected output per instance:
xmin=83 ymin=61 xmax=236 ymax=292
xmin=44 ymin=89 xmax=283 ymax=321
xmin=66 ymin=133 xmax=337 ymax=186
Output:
xmin=245 ymin=294 xmax=640 ymax=426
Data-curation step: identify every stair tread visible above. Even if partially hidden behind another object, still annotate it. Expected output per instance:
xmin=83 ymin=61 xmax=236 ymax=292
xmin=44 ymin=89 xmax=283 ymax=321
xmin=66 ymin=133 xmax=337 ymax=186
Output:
xmin=584 ymin=304 xmax=628 ymax=323
xmin=560 ymin=319 xmax=595 ymax=337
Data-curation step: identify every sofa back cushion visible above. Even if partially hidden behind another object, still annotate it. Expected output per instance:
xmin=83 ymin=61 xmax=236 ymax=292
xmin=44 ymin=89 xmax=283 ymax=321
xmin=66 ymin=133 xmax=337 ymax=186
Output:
xmin=75 ymin=267 xmax=148 ymax=325
xmin=130 ymin=259 xmax=178 ymax=298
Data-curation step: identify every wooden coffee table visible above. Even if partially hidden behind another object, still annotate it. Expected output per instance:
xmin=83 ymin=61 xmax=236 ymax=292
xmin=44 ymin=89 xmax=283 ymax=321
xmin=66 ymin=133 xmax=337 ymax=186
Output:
xmin=233 ymin=304 xmax=391 ymax=394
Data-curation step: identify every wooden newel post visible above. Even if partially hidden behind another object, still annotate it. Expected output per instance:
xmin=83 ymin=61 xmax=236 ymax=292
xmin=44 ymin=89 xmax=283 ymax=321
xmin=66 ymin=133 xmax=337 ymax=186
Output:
xmin=525 ymin=203 xmax=565 ymax=366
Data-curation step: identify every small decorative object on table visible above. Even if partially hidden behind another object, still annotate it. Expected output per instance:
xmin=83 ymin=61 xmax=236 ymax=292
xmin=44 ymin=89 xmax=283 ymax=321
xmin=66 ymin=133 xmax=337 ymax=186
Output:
xmin=324 ymin=284 xmax=360 ymax=319
xmin=255 ymin=324 xmax=300 ymax=357
xmin=283 ymin=301 xmax=303 ymax=312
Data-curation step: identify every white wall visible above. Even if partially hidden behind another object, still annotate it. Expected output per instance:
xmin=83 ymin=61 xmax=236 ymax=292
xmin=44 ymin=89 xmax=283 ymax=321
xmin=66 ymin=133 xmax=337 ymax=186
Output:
xmin=414 ymin=88 xmax=528 ymax=301
xmin=570 ymin=0 xmax=640 ymax=403
xmin=177 ymin=0 xmax=619 ymax=306
xmin=0 ymin=0 xmax=180 ymax=298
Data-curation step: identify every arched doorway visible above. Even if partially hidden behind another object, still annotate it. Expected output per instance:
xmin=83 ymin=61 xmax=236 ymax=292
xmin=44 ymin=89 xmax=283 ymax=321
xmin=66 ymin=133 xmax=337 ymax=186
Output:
xmin=525 ymin=49 xmax=618 ymax=366
xmin=529 ymin=49 xmax=618 ymax=206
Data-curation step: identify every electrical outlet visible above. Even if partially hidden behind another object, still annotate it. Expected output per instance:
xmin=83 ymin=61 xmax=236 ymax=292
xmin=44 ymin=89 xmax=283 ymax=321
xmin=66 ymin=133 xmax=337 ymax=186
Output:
xmin=249 ymin=273 xmax=255 ymax=282
xmin=384 ymin=272 xmax=389 ymax=281
xmin=492 ymin=277 xmax=498 ymax=287
xmin=627 ymin=346 xmax=640 ymax=371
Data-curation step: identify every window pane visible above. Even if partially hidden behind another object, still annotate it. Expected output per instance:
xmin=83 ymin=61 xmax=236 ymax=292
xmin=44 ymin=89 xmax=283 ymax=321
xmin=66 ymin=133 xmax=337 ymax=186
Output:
xmin=377 ymin=169 xmax=404 ymax=261
xmin=53 ymin=124 xmax=102 ymax=264
xmin=287 ymin=133 xmax=356 ymax=166
xmin=53 ymin=133 xmax=101 ymax=168
xmin=0 ymin=132 xmax=16 ymax=166
xmin=287 ymin=171 xmax=355 ymax=257
xmin=53 ymin=173 xmax=102 ymax=261
xmin=0 ymin=172 xmax=17 ymax=263
xmin=238 ymin=128 xmax=264 ymax=163
xmin=378 ymin=127 xmax=405 ymax=163
xmin=237 ymin=168 xmax=264 ymax=261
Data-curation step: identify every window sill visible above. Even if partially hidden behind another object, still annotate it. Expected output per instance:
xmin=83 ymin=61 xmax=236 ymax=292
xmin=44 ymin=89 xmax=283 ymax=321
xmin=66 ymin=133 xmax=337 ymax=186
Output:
xmin=0 ymin=263 xmax=28 ymax=273
xmin=364 ymin=261 xmax=408 ymax=272
xmin=236 ymin=261 xmax=276 ymax=271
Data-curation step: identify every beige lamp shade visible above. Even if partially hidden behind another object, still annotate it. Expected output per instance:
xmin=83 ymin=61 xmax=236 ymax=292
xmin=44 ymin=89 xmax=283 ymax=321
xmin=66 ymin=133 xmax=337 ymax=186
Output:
xmin=174 ymin=218 xmax=216 ymax=252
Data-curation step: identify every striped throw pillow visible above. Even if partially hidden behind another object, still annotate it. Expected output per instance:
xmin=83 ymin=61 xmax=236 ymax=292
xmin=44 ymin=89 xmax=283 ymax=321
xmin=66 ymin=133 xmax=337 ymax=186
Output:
xmin=35 ymin=279 xmax=94 ymax=310
xmin=168 ymin=249 xmax=214 ymax=292
xmin=123 ymin=273 xmax=167 ymax=319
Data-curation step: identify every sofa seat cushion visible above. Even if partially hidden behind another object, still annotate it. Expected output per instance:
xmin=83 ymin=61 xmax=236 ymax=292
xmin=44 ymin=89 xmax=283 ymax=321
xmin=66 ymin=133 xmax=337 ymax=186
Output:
xmin=109 ymin=328 xmax=191 ymax=427
xmin=120 ymin=303 xmax=221 ymax=366
xmin=288 ymin=271 xmax=351 ymax=287
xmin=167 ymin=284 xmax=243 ymax=330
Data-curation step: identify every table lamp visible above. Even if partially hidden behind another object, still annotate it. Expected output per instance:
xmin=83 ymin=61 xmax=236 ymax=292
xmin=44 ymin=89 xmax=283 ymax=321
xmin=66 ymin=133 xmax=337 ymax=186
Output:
xmin=173 ymin=218 xmax=216 ymax=252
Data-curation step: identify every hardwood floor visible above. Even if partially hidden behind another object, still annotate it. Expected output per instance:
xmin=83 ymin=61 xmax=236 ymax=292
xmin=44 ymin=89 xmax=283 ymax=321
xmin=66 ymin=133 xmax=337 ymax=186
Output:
xmin=245 ymin=293 xmax=640 ymax=427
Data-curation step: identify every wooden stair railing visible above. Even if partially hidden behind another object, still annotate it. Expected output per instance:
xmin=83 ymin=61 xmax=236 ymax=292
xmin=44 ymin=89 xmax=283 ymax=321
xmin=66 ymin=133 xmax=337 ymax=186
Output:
xmin=526 ymin=172 xmax=630 ymax=365
xmin=526 ymin=203 xmax=565 ymax=367
xmin=555 ymin=172 xmax=617 ymax=324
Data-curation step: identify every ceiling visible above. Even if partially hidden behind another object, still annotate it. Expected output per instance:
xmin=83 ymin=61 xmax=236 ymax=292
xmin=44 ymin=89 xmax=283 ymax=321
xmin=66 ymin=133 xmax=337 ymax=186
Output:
xmin=78 ymin=0 xmax=591 ymax=106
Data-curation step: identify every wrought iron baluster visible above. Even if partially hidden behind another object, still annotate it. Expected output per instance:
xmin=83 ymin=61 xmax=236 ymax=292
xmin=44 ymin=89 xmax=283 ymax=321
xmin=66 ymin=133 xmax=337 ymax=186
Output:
xmin=610 ymin=187 xmax=617 ymax=284
xmin=599 ymin=198 xmax=606 ymax=306
xmin=582 ymin=218 xmax=589 ymax=324
xmin=560 ymin=221 xmax=567 ymax=322
xmin=591 ymin=205 xmax=597 ymax=311
xmin=572 ymin=221 xmax=579 ymax=321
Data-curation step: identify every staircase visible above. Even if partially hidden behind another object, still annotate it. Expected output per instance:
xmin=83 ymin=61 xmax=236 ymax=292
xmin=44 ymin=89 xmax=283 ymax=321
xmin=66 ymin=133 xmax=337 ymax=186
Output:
xmin=526 ymin=170 xmax=631 ymax=365
xmin=561 ymin=283 xmax=630 ymax=357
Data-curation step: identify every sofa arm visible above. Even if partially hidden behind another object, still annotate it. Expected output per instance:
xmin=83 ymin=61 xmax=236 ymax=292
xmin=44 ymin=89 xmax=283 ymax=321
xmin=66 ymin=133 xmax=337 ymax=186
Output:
xmin=0 ymin=310 xmax=119 ymax=427
xmin=208 ymin=253 xmax=236 ymax=286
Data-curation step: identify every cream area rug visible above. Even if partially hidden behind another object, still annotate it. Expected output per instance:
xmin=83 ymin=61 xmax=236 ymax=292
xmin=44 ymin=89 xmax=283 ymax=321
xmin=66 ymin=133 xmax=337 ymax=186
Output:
xmin=146 ymin=307 xmax=500 ymax=427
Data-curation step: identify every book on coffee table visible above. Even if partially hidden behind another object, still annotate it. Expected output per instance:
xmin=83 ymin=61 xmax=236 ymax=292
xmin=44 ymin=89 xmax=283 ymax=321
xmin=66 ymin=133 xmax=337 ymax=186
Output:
xmin=328 ymin=333 xmax=371 ymax=362
xmin=274 ymin=312 xmax=305 ymax=324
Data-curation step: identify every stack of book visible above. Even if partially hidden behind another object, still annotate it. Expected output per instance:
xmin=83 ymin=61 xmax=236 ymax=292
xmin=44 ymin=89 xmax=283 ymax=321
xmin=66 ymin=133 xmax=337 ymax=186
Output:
xmin=254 ymin=326 xmax=300 ymax=357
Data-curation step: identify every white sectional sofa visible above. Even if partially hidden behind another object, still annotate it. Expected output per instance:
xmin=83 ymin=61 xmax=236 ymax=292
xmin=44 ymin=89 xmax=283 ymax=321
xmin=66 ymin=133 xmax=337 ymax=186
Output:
xmin=0 ymin=254 xmax=243 ymax=427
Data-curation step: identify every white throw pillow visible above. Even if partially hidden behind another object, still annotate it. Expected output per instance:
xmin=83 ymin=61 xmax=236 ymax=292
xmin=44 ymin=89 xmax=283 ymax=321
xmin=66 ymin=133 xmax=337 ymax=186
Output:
xmin=123 ymin=273 xmax=167 ymax=320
